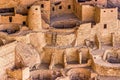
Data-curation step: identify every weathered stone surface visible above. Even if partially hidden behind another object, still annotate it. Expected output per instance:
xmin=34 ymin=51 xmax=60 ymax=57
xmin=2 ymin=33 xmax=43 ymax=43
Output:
xmin=0 ymin=0 xmax=120 ymax=80
xmin=15 ymin=42 xmax=40 ymax=69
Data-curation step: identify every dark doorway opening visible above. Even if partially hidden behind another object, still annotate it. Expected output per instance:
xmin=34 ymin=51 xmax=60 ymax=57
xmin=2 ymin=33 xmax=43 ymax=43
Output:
xmin=23 ymin=21 xmax=26 ymax=26
xmin=9 ymin=17 xmax=12 ymax=22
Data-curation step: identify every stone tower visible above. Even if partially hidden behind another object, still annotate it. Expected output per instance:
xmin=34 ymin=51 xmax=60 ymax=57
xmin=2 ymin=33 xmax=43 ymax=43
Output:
xmin=28 ymin=5 xmax=42 ymax=31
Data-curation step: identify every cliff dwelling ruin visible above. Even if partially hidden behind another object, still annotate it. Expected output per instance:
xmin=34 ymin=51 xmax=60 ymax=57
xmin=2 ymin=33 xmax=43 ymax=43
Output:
xmin=0 ymin=0 xmax=120 ymax=80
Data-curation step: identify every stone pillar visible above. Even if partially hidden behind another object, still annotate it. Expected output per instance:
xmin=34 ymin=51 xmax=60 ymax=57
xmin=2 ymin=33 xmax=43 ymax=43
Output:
xmin=95 ymin=34 xmax=101 ymax=49
xmin=49 ymin=53 xmax=55 ymax=69
xmin=78 ymin=51 xmax=82 ymax=64
xmin=28 ymin=5 xmax=42 ymax=31
xmin=112 ymin=33 xmax=115 ymax=47
xmin=103 ymin=50 xmax=111 ymax=61
xmin=22 ymin=67 xmax=30 ymax=80
xmin=63 ymin=51 xmax=67 ymax=68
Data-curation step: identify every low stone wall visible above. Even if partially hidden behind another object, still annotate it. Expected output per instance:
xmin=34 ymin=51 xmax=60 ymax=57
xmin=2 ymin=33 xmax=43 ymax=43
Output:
xmin=66 ymin=68 xmax=91 ymax=80
xmin=49 ymin=28 xmax=75 ymax=34
xmin=56 ymin=33 xmax=75 ymax=47
xmin=45 ymin=32 xmax=76 ymax=47
xmin=0 ymin=41 xmax=17 ymax=79
xmin=42 ymin=46 xmax=90 ymax=69
xmin=91 ymin=54 xmax=120 ymax=77
xmin=31 ymin=70 xmax=58 ymax=80
xmin=42 ymin=46 xmax=65 ymax=65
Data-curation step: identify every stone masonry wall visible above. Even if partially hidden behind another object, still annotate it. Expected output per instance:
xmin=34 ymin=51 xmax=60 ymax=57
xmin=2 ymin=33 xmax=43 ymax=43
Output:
xmin=0 ymin=41 xmax=17 ymax=79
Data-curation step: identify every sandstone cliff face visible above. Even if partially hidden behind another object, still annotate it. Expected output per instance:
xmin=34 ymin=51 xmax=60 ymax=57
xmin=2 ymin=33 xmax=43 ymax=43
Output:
xmin=108 ymin=0 xmax=120 ymax=5
xmin=108 ymin=0 xmax=120 ymax=7
xmin=0 ymin=0 xmax=38 ymax=6
xmin=0 ymin=0 xmax=39 ymax=14
xmin=107 ymin=0 xmax=120 ymax=12
xmin=0 ymin=0 xmax=120 ymax=14
xmin=0 ymin=0 xmax=120 ymax=8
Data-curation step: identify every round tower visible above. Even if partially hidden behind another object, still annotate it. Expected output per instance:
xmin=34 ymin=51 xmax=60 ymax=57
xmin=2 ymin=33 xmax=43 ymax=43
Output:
xmin=28 ymin=5 xmax=42 ymax=31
